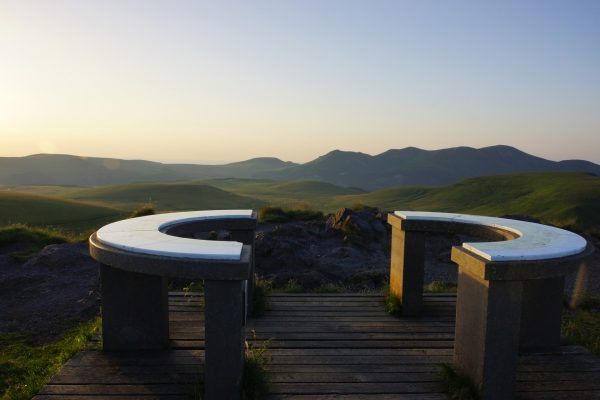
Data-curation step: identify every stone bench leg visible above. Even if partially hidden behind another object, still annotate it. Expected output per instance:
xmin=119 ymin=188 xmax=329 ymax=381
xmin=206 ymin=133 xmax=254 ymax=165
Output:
xmin=389 ymin=228 xmax=425 ymax=316
xmin=454 ymin=267 xmax=523 ymax=400
xmin=100 ymin=264 xmax=169 ymax=351
xmin=204 ymin=280 xmax=245 ymax=400
xmin=231 ymin=229 xmax=255 ymax=318
xmin=520 ymin=276 xmax=565 ymax=350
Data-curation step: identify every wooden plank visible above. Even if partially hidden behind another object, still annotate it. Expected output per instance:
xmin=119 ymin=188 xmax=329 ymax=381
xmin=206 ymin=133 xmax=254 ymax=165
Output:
xmin=266 ymin=395 xmax=449 ymax=400
xmin=269 ymin=382 xmax=446 ymax=394
xmin=39 ymin=384 xmax=192 ymax=395
xmin=34 ymin=396 xmax=189 ymax=400
xmin=34 ymin=292 xmax=600 ymax=400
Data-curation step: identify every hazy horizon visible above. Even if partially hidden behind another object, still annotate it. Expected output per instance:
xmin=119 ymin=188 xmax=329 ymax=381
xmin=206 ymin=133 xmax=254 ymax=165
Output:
xmin=2 ymin=1 xmax=599 ymax=163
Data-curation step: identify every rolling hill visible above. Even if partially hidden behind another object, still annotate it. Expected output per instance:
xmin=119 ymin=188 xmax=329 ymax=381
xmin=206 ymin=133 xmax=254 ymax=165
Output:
xmin=2 ymin=172 xmax=599 ymax=234
xmin=0 ymin=154 xmax=296 ymax=187
xmin=0 ymin=191 xmax=123 ymax=231
xmin=2 ymin=145 xmax=599 ymax=190
xmin=202 ymin=179 xmax=365 ymax=206
xmin=66 ymin=183 xmax=266 ymax=211
xmin=336 ymin=172 xmax=600 ymax=230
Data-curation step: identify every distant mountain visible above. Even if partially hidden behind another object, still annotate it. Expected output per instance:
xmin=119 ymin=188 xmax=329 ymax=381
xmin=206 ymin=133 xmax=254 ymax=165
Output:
xmin=257 ymin=145 xmax=600 ymax=190
xmin=1 ymin=146 xmax=599 ymax=190
xmin=0 ymin=154 xmax=296 ymax=187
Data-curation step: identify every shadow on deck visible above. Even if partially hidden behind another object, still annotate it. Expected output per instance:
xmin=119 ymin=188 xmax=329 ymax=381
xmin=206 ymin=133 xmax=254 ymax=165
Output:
xmin=34 ymin=292 xmax=600 ymax=399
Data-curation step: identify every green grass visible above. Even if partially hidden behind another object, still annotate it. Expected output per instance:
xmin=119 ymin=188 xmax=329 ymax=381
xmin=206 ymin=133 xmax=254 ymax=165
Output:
xmin=251 ymin=277 xmax=272 ymax=318
xmin=425 ymin=281 xmax=458 ymax=293
xmin=0 ymin=191 xmax=122 ymax=232
xmin=258 ymin=206 xmax=323 ymax=223
xmin=439 ymin=363 xmax=479 ymax=400
xmin=4 ymin=172 xmax=600 ymax=234
xmin=0 ymin=318 xmax=100 ymax=400
xmin=66 ymin=182 xmax=265 ymax=211
xmin=0 ymin=224 xmax=82 ymax=260
xmin=562 ymin=295 xmax=600 ymax=357
xmin=243 ymin=332 xmax=271 ymax=400
xmin=335 ymin=172 xmax=600 ymax=231
xmin=203 ymin=179 xmax=364 ymax=208
xmin=385 ymin=290 xmax=403 ymax=317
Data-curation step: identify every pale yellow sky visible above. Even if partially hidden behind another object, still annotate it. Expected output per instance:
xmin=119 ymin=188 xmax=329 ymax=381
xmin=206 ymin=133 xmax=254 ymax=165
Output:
xmin=1 ymin=1 xmax=599 ymax=164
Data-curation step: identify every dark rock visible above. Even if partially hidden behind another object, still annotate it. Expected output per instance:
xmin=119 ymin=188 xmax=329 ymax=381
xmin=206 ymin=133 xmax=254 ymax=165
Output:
xmin=0 ymin=243 xmax=100 ymax=340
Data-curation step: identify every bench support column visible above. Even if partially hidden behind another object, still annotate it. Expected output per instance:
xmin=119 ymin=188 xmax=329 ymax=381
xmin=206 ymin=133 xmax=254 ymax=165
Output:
xmin=204 ymin=280 xmax=245 ymax=400
xmin=389 ymin=227 xmax=425 ymax=316
xmin=520 ymin=276 xmax=565 ymax=350
xmin=454 ymin=267 xmax=523 ymax=400
xmin=100 ymin=264 xmax=169 ymax=351
xmin=231 ymin=229 xmax=256 ymax=318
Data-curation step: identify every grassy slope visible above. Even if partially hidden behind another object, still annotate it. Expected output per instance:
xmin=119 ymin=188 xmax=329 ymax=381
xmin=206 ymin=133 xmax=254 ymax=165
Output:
xmin=203 ymin=178 xmax=364 ymax=207
xmin=3 ymin=172 xmax=600 ymax=232
xmin=66 ymin=182 xmax=266 ymax=211
xmin=334 ymin=172 xmax=600 ymax=230
xmin=0 ymin=319 xmax=100 ymax=400
xmin=0 ymin=191 xmax=123 ymax=232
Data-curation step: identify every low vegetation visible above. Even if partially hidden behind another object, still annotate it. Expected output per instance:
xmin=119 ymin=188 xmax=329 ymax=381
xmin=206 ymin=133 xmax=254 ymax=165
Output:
xmin=0 ymin=224 xmax=78 ymax=261
xmin=258 ymin=206 xmax=323 ymax=223
xmin=251 ymin=277 xmax=272 ymax=318
xmin=341 ymin=172 xmax=600 ymax=232
xmin=0 ymin=318 xmax=100 ymax=400
xmin=425 ymin=281 xmax=458 ymax=293
xmin=439 ymin=363 xmax=479 ymax=400
xmin=385 ymin=290 xmax=403 ymax=316
xmin=562 ymin=295 xmax=600 ymax=357
xmin=243 ymin=332 xmax=271 ymax=400
xmin=129 ymin=203 xmax=155 ymax=218
xmin=0 ymin=191 xmax=121 ymax=232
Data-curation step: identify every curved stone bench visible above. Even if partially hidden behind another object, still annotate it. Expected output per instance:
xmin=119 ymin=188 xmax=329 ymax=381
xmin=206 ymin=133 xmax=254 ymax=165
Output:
xmin=89 ymin=210 xmax=257 ymax=400
xmin=388 ymin=211 xmax=593 ymax=400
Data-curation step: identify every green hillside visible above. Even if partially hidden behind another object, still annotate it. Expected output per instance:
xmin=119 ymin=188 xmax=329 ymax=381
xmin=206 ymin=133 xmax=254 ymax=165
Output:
xmin=66 ymin=183 xmax=266 ymax=211
xmin=337 ymin=172 xmax=600 ymax=230
xmin=204 ymin=178 xmax=364 ymax=206
xmin=0 ymin=191 xmax=123 ymax=232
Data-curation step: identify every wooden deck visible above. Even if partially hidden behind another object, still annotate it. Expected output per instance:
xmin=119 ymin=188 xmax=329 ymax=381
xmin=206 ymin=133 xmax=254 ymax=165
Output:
xmin=34 ymin=292 xmax=600 ymax=399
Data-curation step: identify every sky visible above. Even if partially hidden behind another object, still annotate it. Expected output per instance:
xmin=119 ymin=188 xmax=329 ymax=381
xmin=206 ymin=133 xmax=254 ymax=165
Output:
xmin=1 ymin=0 xmax=599 ymax=164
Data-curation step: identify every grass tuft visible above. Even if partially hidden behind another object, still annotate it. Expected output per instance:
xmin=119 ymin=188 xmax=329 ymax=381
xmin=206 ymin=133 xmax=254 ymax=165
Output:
xmin=251 ymin=277 xmax=272 ymax=318
xmin=425 ymin=281 xmax=458 ymax=293
xmin=385 ymin=289 xmax=403 ymax=316
xmin=130 ymin=203 xmax=155 ymax=218
xmin=273 ymin=279 xmax=305 ymax=293
xmin=243 ymin=331 xmax=270 ymax=400
xmin=562 ymin=294 xmax=600 ymax=357
xmin=439 ymin=363 xmax=479 ymax=400
xmin=311 ymin=283 xmax=346 ymax=293
xmin=0 ymin=318 xmax=100 ymax=400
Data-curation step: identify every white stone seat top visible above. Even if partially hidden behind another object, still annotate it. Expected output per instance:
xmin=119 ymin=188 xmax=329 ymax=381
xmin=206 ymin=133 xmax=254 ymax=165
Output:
xmin=395 ymin=211 xmax=587 ymax=262
xmin=96 ymin=210 xmax=254 ymax=261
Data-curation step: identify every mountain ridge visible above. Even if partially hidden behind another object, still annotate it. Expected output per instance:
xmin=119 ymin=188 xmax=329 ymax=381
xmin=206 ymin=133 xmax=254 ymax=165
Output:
xmin=2 ymin=145 xmax=599 ymax=190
